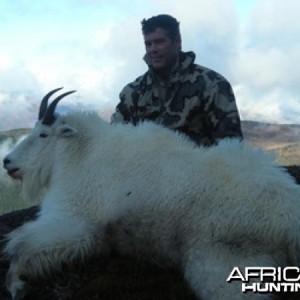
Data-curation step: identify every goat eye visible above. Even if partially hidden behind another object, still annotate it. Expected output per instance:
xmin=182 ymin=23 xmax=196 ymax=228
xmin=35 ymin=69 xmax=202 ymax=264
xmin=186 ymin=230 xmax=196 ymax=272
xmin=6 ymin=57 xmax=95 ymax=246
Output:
xmin=39 ymin=133 xmax=48 ymax=138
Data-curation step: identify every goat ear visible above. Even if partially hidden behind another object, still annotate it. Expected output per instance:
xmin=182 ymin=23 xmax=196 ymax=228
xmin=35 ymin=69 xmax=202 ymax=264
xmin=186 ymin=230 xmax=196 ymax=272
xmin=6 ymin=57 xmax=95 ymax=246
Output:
xmin=57 ymin=124 xmax=78 ymax=137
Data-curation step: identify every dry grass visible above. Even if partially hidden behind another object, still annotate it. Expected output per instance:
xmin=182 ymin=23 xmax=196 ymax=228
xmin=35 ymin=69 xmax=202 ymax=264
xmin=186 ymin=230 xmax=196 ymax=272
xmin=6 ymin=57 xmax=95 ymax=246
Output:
xmin=264 ymin=143 xmax=300 ymax=166
xmin=0 ymin=180 xmax=23 ymax=214
xmin=246 ymin=141 xmax=300 ymax=166
xmin=0 ymin=128 xmax=38 ymax=214
xmin=0 ymin=179 xmax=39 ymax=215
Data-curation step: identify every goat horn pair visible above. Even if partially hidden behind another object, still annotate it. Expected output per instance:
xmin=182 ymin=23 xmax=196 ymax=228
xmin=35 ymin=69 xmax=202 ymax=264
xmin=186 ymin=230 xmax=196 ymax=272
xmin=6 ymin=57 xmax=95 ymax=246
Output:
xmin=38 ymin=88 xmax=77 ymax=125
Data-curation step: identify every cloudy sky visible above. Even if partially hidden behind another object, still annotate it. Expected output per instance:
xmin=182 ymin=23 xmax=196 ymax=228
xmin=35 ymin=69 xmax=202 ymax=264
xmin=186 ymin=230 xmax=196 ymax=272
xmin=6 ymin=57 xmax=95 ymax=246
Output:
xmin=0 ymin=0 xmax=299 ymax=130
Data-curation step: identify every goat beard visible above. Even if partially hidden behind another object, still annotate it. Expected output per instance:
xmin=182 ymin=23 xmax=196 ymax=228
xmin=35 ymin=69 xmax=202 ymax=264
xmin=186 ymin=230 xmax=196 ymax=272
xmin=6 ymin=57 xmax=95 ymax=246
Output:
xmin=21 ymin=170 xmax=47 ymax=203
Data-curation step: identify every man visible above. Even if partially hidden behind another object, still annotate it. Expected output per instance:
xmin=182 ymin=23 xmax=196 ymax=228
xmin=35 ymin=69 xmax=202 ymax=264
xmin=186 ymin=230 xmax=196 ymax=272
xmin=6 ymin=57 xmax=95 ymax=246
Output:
xmin=111 ymin=14 xmax=243 ymax=146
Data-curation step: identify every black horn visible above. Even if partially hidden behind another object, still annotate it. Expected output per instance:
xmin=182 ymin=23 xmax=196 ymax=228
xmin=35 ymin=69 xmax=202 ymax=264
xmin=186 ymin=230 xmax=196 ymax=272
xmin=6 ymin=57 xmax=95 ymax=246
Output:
xmin=38 ymin=87 xmax=64 ymax=120
xmin=42 ymin=90 xmax=77 ymax=126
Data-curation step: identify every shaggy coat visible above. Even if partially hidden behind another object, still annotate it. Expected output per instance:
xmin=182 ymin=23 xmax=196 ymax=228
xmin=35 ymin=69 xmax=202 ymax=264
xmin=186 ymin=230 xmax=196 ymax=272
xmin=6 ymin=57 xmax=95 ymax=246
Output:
xmin=3 ymin=108 xmax=300 ymax=300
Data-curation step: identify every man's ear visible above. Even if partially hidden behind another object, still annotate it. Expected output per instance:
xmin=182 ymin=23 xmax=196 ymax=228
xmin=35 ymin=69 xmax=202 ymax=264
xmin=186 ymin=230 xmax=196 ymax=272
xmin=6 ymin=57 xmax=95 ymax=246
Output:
xmin=175 ymin=34 xmax=182 ymax=50
xmin=57 ymin=124 xmax=78 ymax=137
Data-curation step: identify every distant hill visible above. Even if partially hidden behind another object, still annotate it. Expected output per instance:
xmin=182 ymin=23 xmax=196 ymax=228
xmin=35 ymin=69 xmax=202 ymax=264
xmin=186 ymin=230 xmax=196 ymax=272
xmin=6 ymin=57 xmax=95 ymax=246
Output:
xmin=241 ymin=121 xmax=300 ymax=144
xmin=241 ymin=121 xmax=300 ymax=165
xmin=0 ymin=121 xmax=299 ymax=166
xmin=0 ymin=128 xmax=30 ymax=145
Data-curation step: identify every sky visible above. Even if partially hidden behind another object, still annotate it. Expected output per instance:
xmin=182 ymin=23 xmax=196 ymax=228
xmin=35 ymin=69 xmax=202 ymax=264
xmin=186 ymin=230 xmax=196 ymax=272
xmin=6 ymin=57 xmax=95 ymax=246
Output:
xmin=0 ymin=0 xmax=300 ymax=130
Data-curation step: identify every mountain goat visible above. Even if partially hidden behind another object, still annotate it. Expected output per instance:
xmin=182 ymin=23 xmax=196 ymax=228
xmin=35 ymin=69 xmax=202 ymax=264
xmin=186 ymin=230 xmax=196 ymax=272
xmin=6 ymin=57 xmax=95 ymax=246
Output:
xmin=3 ymin=88 xmax=300 ymax=300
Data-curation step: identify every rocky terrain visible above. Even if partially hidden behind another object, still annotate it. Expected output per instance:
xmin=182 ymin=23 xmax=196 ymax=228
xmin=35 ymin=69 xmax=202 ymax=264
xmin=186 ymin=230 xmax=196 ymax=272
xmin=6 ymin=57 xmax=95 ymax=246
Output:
xmin=0 ymin=166 xmax=299 ymax=300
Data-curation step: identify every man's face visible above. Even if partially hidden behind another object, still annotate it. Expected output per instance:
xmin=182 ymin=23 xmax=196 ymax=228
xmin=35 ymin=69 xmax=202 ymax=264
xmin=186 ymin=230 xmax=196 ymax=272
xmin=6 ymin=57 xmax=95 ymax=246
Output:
xmin=144 ymin=27 xmax=181 ymax=74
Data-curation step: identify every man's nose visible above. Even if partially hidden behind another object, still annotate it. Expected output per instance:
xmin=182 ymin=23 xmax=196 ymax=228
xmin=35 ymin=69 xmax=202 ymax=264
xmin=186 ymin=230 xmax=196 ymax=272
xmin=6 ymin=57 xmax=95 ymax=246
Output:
xmin=147 ymin=43 xmax=158 ymax=53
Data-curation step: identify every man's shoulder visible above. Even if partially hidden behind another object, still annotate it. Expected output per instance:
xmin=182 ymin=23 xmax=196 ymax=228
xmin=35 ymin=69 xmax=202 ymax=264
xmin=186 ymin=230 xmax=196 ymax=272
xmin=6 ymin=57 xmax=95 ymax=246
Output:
xmin=192 ymin=63 xmax=229 ymax=84
xmin=179 ymin=51 xmax=229 ymax=84
xmin=178 ymin=63 xmax=230 ymax=95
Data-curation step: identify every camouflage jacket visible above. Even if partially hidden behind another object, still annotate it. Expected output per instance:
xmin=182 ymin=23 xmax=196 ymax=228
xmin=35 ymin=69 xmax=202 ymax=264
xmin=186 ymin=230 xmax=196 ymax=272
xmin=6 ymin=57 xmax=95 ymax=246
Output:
xmin=111 ymin=51 xmax=243 ymax=146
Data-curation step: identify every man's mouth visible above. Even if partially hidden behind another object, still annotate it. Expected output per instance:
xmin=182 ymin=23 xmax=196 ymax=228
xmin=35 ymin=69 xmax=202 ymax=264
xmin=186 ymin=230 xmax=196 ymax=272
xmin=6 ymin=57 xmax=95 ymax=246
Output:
xmin=151 ymin=57 xmax=163 ymax=63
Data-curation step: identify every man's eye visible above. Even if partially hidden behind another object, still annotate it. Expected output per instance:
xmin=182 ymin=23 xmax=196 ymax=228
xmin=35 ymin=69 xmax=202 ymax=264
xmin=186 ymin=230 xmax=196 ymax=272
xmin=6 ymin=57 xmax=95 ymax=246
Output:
xmin=39 ymin=133 xmax=48 ymax=138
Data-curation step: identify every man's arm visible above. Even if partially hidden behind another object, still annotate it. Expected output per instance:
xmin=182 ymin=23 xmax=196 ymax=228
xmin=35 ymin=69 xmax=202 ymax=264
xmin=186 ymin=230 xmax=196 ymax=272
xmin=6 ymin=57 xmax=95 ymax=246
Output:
xmin=111 ymin=75 xmax=145 ymax=125
xmin=111 ymin=85 xmax=136 ymax=124
xmin=205 ymin=79 xmax=243 ymax=142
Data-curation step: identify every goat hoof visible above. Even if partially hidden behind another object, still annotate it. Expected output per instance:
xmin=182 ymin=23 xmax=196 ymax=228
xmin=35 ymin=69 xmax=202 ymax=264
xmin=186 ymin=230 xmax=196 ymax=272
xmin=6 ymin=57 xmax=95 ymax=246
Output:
xmin=9 ymin=280 xmax=27 ymax=300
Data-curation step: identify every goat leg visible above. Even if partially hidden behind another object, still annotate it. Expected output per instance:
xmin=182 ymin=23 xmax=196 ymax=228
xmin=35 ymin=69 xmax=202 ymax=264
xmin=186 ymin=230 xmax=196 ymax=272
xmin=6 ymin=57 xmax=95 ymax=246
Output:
xmin=6 ymin=259 xmax=27 ymax=300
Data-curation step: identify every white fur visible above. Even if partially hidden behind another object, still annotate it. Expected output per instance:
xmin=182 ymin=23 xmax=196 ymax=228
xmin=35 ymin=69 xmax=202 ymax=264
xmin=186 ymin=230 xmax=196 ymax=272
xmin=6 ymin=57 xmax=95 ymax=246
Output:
xmin=3 ymin=110 xmax=300 ymax=300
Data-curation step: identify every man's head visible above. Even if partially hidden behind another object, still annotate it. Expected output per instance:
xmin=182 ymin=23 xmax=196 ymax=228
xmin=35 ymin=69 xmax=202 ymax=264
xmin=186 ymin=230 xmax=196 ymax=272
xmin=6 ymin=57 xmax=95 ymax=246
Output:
xmin=141 ymin=15 xmax=181 ymax=75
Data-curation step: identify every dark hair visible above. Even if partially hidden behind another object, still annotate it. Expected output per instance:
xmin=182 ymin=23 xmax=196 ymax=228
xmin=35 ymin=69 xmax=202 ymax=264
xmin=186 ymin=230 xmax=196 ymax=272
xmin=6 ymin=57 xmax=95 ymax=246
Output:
xmin=141 ymin=14 xmax=180 ymax=40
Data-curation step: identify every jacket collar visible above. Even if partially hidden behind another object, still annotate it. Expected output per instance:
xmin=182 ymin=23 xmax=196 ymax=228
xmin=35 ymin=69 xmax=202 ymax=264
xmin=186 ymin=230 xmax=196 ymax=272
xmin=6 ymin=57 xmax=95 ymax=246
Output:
xmin=143 ymin=51 xmax=196 ymax=84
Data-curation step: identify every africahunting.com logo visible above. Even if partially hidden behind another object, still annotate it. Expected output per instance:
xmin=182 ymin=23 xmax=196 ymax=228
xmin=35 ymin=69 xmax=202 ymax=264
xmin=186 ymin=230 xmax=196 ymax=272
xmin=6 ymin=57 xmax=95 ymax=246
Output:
xmin=227 ymin=267 xmax=300 ymax=293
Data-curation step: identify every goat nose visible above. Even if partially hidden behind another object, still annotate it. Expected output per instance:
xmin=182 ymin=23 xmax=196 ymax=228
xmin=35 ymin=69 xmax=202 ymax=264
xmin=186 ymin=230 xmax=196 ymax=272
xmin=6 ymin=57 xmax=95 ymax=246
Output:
xmin=3 ymin=157 xmax=10 ymax=167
